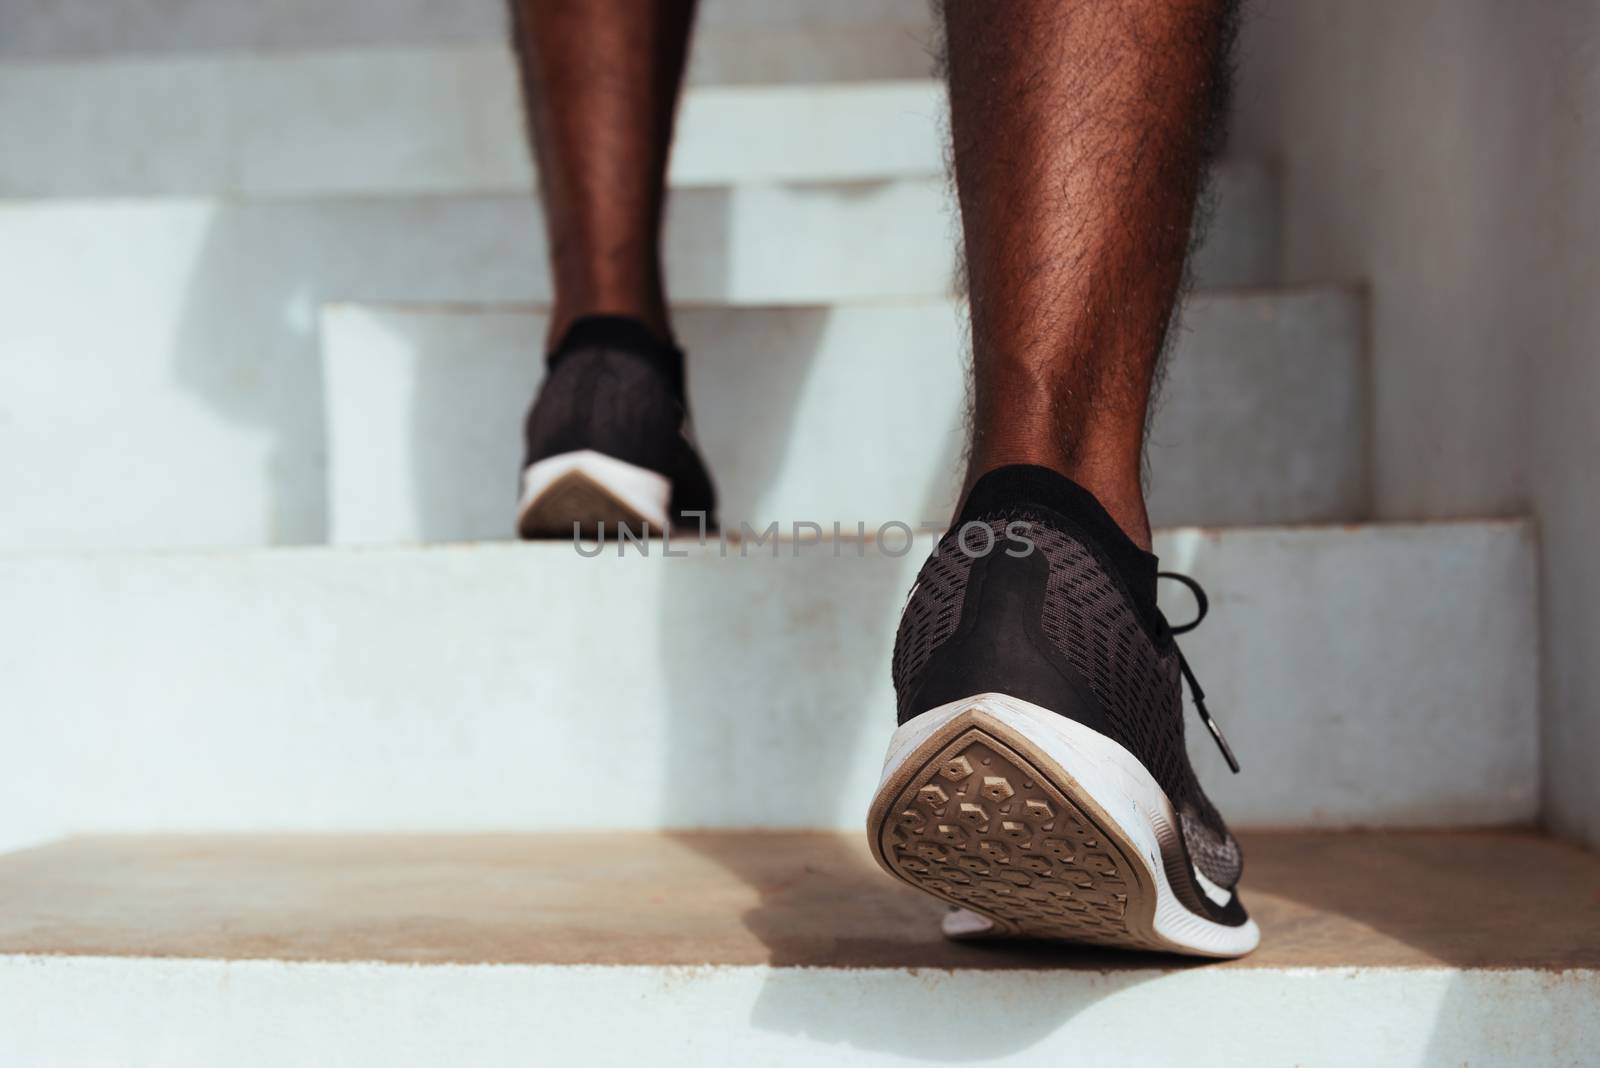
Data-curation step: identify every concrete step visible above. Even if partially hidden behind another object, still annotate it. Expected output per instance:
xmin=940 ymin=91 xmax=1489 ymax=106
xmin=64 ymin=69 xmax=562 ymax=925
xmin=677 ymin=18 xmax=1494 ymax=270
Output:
xmin=2 ymin=830 xmax=1593 ymax=1066
xmin=0 ymin=167 xmax=1276 ymax=550
xmin=0 ymin=52 xmax=1283 ymax=201
xmin=0 ymin=522 xmax=1536 ymax=852
xmin=323 ymin=288 xmax=1361 ymax=543
xmin=0 ymin=0 xmax=935 ymax=62
xmin=0 ymin=24 xmax=941 ymax=84
xmin=0 ymin=56 xmax=952 ymax=196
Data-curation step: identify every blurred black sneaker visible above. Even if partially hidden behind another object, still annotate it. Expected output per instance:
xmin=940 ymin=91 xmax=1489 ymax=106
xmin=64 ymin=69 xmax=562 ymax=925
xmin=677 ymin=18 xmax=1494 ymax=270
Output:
xmin=868 ymin=464 xmax=1259 ymax=958
xmin=517 ymin=316 xmax=717 ymax=539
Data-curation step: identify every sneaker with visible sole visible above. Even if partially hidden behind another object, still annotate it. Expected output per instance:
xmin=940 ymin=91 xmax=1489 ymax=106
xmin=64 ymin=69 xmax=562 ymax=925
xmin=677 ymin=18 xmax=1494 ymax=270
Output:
xmin=517 ymin=316 xmax=717 ymax=539
xmin=868 ymin=464 xmax=1259 ymax=958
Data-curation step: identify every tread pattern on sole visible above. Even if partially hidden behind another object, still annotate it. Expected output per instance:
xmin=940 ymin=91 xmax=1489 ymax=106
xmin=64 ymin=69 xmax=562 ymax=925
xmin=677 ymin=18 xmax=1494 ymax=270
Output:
xmin=876 ymin=724 xmax=1163 ymax=950
xmin=518 ymin=471 xmax=655 ymax=540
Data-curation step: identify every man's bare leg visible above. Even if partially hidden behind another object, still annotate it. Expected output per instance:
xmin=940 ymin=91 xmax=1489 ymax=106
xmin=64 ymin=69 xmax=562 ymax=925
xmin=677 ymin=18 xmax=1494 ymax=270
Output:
xmin=871 ymin=1 xmax=1256 ymax=959
xmin=945 ymin=0 xmax=1235 ymax=549
xmin=509 ymin=0 xmax=717 ymax=537
xmin=508 ymin=0 xmax=698 ymax=347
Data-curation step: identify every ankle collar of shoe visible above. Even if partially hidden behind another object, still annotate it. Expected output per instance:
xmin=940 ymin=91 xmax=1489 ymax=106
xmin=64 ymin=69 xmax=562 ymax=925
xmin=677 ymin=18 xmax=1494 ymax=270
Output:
xmin=958 ymin=464 xmax=1161 ymax=628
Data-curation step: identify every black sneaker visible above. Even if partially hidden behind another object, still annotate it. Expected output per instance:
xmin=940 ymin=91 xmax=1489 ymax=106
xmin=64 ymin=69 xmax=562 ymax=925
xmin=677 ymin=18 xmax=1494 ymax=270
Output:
xmin=867 ymin=464 xmax=1259 ymax=957
xmin=516 ymin=316 xmax=717 ymax=539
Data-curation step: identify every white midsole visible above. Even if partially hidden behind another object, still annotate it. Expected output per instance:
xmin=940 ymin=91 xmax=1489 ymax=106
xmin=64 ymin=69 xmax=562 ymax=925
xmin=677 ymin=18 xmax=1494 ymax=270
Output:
xmin=517 ymin=450 xmax=672 ymax=532
xmin=875 ymin=693 xmax=1260 ymax=958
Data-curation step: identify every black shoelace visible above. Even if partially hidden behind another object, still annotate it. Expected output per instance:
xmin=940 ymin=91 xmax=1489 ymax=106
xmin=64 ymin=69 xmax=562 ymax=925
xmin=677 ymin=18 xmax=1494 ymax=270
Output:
xmin=1158 ymin=571 xmax=1240 ymax=774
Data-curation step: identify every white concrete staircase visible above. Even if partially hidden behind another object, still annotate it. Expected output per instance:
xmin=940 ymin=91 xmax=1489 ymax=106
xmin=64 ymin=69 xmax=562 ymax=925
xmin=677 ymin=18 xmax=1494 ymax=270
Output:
xmin=0 ymin=124 xmax=1275 ymax=551
xmin=0 ymin=523 xmax=1537 ymax=853
xmin=3 ymin=832 xmax=1597 ymax=1066
xmin=0 ymin=1 xmax=1585 ymax=1064
xmin=322 ymin=289 xmax=1362 ymax=542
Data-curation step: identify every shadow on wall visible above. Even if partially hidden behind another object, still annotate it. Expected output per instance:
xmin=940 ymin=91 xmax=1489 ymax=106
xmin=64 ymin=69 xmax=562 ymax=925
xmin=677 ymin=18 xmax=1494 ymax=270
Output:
xmin=168 ymin=183 xmax=967 ymax=545
xmin=168 ymin=194 xmax=563 ymax=544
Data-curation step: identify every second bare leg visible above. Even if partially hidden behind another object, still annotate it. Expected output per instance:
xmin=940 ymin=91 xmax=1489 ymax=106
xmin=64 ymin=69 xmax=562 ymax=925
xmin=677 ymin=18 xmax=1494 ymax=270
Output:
xmin=509 ymin=0 xmax=698 ymax=347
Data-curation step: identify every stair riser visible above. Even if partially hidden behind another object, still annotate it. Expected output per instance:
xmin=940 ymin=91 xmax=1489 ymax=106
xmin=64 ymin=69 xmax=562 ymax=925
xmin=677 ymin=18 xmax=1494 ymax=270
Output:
xmin=0 ymin=61 xmax=945 ymax=196
xmin=0 ymin=0 xmax=936 ymax=61
xmin=0 ymin=524 xmax=1536 ymax=851
xmin=324 ymin=291 xmax=1364 ymax=543
xmin=0 ymin=167 xmax=1275 ymax=552
xmin=0 ymin=53 xmax=1280 ymax=209
xmin=4 ymin=958 xmax=1592 ymax=1067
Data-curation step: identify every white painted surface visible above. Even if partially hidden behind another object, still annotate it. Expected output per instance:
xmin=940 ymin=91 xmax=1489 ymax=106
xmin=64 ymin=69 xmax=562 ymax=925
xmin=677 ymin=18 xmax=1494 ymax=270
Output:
xmin=0 ymin=188 xmax=954 ymax=550
xmin=1233 ymin=2 xmax=1600 ymax=848
xmin=0 ymin=166 xmax=1272 ymax=551
xmin=0 ymin=56 xmax=944 ymax=195
xmin=322 ymin=290 xmax=1362 ymax=543
xmin=0 ymin=523 xmax=1537 ymax=851
xmin=0 ymin=0 xmax=934 ymax=59
xmin=2 ymin=957 xmax=1592 ymax=1067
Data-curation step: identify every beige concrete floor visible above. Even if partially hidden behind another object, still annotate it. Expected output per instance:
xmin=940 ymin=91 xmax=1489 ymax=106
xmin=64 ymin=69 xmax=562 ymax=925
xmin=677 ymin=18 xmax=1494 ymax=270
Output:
xmin=0 ymin=830 xmax=1595 ymax=970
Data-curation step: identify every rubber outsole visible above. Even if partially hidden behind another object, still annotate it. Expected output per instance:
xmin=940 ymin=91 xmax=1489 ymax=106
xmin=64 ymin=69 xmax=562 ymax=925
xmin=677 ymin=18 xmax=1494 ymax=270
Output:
xmin=868 ymin=697 xmax=1257 ymax=957
xmin=516 ymin=469 xmax=654 ymax=540
xmin=516 ymin=451 xmax=672 ymax=540
xmin=869 ymin=705 xmax=1168 ymax=951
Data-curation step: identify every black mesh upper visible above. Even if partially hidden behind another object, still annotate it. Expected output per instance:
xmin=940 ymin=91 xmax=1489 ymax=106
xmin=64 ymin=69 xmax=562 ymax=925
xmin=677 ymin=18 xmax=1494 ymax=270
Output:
xmin=891 ymin=508 xmax=1243 ymax=888
xmin=521 ymin=328 xmax=716 ymax=524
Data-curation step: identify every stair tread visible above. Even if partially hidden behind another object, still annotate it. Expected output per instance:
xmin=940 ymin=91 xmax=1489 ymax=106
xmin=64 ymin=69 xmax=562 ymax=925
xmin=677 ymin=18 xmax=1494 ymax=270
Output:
xmin=0 ymin=521 xmax=1538 ymax=850
xmin=2 ymin=830 xmax=1594 ymax=971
